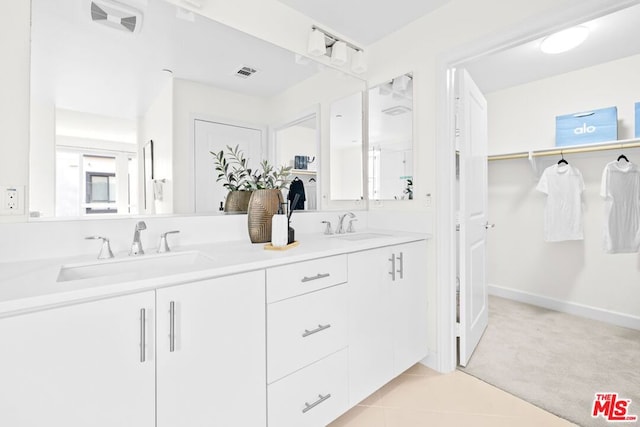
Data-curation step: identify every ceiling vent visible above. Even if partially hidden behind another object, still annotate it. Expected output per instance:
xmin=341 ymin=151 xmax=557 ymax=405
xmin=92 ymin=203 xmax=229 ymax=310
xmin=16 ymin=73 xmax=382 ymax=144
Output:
xmin=90 ymin=0 xmax=143 ymax=34
xmin=382 ymin=105 xmax=412 ymax=116
xmin=234 ymin=66 xmax=258 ymax=79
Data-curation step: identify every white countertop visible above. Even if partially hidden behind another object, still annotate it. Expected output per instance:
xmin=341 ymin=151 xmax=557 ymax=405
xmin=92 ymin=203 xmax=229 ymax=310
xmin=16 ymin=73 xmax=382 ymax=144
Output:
xmin=0 ymin=230 xmax=430 ymax=317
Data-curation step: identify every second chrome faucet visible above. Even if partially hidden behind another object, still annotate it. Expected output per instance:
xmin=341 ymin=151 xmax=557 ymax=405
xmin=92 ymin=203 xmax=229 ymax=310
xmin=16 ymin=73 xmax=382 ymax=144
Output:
xmin=129 ymin=221 xmax=147 ymax=256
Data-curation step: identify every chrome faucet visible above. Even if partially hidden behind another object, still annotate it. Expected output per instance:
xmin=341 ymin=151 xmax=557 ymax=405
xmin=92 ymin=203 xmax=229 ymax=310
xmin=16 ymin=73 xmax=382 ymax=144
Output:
xmin=336 ymin=212 xmax=356 ymax=234
xmin=157 ymin=230 xmax=180 ymax=253
xmin=85 ymin=236 xmax=114 ymax=259
xmin=129 ymin=221 xmax=147 ymax=256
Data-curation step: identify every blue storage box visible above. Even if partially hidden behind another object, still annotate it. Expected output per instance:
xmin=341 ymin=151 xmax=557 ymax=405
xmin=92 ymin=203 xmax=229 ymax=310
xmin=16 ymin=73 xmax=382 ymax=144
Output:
xmin=635 ymin=102 xmax=640 ymax=138
xmin=555 ymin=106 xmax=617 ymax=146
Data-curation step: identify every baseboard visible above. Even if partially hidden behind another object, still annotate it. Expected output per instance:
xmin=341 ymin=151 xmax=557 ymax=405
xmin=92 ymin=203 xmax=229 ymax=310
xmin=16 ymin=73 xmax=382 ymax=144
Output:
xmin=488 ymin=284 xmax=640 ymax=331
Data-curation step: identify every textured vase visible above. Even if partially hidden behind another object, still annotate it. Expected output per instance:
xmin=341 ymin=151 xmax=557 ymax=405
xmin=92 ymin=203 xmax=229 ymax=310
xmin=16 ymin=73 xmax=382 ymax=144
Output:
xmin=224 ymin=190 xmax=252 ymax=213
xmin=247 ymin=189 xmax=284 ymax=243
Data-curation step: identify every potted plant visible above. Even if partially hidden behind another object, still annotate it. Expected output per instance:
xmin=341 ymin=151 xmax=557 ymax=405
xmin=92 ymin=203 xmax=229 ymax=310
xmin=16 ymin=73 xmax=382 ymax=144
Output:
xmin=211 ymin=145 xmax=254 ymax=213
xmin=246 ymin=160 xmax=293 ymax=243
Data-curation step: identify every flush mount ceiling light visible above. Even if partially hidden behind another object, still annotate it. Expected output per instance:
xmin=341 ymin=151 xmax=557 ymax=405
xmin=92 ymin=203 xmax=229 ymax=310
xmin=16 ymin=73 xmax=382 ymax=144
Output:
xmin=90 ymin=0 xmax=143 ymax=34
xmin=307 ymin=25 xmax=367 ymax=74
xmin=540 ymin=26 xmax=589 ymax=54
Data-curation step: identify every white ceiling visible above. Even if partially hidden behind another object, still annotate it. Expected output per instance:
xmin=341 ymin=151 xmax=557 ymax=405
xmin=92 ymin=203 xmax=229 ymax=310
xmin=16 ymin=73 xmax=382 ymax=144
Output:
xmin=276 ymin=0 xmax=450 ymax=46
xmin=31 ymin=0 xmax=321 ymax=120
xmin=463 ymin=3 xmax=640 ymax=94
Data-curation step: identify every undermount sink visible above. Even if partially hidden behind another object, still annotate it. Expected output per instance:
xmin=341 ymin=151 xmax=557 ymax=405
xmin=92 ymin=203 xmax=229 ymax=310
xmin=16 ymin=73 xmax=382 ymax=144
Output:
xmin=57 ymin=251 xmax=216 ymax=283
xmin=332 ymin=232 xmax=391 ymax=241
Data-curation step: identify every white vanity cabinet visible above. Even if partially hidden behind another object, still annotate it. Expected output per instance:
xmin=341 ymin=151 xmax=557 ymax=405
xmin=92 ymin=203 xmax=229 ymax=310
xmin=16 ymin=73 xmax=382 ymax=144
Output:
xmin=156 ymin=270 xmax=266 ymax=427
xmin=0 ymin=291 xmax=156 ymax=427
xmin=266 ymin=255 xmax=350 ymax=427
xmin=347 ymin=240 xmax=429 ymax=405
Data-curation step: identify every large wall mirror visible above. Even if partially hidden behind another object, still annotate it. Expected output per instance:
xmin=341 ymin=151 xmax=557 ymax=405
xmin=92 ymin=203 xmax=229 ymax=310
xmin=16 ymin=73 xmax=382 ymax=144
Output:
xmin=29 ymin=0 xmax=365 ymax=219
xmin=368 ymin=73 xmax=414 ymax=201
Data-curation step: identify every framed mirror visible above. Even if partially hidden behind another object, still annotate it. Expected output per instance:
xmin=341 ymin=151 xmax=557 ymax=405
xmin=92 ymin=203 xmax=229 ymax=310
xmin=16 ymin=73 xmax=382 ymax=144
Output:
xmin=368 ymin=73 xmax=414 ymax=200
xmin=28 ymin=0 xmax=365 ymax=220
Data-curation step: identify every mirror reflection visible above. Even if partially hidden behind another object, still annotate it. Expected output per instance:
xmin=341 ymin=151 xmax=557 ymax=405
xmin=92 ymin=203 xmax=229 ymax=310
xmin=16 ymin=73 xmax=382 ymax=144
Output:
xmin=330 ymin=92 xmax=363 ymax=201
xmin=29 ymin=0 xmax=364 ymax=219
xmin=368 ymin=73 xmax=414 ymax=200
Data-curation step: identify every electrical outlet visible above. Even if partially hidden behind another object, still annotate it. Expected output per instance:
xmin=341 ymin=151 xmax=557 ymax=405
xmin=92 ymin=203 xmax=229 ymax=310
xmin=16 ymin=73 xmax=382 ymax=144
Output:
xmin=1 ymin=186 xmax=24 ymax=215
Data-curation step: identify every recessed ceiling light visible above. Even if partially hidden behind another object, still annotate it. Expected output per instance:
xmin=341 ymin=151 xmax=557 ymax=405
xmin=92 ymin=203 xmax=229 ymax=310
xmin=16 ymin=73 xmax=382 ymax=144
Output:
xmin=540 ymin=26 xmax=589 ymax=54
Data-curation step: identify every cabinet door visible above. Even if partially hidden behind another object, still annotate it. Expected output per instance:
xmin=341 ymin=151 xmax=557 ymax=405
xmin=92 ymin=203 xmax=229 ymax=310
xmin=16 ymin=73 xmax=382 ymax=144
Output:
xmin=347 ymin=247 xmax=394 ymax=406
xmin=156 ymin=270 xmax=266 ymax=427
xmin=0 ymin=292 xmax=156 ymax=427
xmin=391 ymin=240 xmax=429 ymax=375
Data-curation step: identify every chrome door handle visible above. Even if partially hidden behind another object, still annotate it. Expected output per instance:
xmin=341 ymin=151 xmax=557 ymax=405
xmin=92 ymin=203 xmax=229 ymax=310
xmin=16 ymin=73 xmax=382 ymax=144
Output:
xmin=389 ymin=254 xmax=396 ymax=281
xmin=169 ymin=301 xmax=175 ymax=352
xmin=396 ymin=252 xmax=404 ymax=279
xmin=301 ymin=273 xmax=330 ymax=283
xmin=140 ymin=308 xmax=146 ymax=363
xmin=485 ymin=222 xmax=495 ymax=229
xmin=302 ymin=393 xmax=332 ymax=413
xmin=302 ymin=324 xmax=331 ymax=338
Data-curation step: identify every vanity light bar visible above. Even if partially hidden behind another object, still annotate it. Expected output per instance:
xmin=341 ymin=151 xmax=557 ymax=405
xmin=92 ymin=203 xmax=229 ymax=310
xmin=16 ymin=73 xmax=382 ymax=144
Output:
xmin=311 ymin=25 xmax=363 ymax=53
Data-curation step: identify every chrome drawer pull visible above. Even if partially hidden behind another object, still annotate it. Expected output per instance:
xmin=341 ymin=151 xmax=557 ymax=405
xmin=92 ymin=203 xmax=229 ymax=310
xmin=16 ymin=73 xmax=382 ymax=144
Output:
xmin=302 ymin=393 xmax=332 ymax=413
xmin=301 ymin=273 xmax=330 ymax=283
xmin=140 ymin=308 xmax=146 ymax=363
xmin=396 ymin=251 xmax=404 ymax=279
xmin=302 ymin=324 xmax=331 ymax=338
xmin=389 ymin=254 xmax=396 ymax=281
xmin=169 ymin=301 xmax=175 ymax=352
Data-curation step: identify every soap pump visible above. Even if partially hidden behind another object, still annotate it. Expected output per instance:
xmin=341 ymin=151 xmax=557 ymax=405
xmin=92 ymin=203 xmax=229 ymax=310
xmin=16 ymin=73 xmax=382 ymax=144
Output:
xmin=271 ymin=203 xmax=288 ymax=247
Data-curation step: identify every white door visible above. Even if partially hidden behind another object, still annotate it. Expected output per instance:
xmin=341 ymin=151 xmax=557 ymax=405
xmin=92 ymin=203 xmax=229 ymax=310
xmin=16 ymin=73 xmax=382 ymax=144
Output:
xmin=193 ymin=119 xmax=263 ymax=213
xmin=0 ymin=292 xmax=156 ymax=427
xmin=156 ymin=272 xmax=266 ymax=427
xmin=457 ymin=68 xmax=490 ymax=367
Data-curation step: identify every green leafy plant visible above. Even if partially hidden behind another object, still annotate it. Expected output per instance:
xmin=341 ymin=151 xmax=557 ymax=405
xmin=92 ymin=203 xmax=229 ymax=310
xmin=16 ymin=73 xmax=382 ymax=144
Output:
xmin=211 ymin=145 xmax=253 ymax=191
xmin=247 ymin=160 xmax=292 ymax=190
xmin=211 ymin=145 xmax=292 ymax=191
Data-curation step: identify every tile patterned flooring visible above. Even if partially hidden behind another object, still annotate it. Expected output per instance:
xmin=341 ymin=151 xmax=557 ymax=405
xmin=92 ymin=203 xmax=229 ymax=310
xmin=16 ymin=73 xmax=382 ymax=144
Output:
xmin=328 ymin=364 xmax=575 ymax=427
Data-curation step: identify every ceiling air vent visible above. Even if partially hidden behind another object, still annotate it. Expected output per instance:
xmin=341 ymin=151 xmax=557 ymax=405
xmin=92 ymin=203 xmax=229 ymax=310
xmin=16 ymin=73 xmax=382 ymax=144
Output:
xmin=235 ymin=66 xmax=258 ymax=79
xmin=382 ymin=105 xmax=412 ymax=116
xmin=90 ymin=0 xmax=143 ymax=34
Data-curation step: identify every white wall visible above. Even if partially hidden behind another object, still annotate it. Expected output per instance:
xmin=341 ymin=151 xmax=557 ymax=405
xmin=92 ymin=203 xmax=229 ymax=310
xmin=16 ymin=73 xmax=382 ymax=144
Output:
xmin=0 ymin=0 xmax=30 ymax=223
xmin=486 ymin=54 xmax=640 ymax=328
xmin=139 ymin=78 xmax=173 ymax=215
xmin=487 ymin=53 xmax=640 ymax=155
xmin=171 ymin=78 xmax=270 ymax=213
xmin=275 ymin=126 xmax=316 ymax=169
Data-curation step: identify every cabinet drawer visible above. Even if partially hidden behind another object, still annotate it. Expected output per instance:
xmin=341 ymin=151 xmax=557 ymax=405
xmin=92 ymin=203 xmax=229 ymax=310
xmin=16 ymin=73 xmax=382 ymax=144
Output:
xmin=268 ymin=348 xmax=348 ymax=427
xmin=267 ymin=284 xmax=347 ymax=383
xmin=267 ymin=255 xmax=347 ymax=303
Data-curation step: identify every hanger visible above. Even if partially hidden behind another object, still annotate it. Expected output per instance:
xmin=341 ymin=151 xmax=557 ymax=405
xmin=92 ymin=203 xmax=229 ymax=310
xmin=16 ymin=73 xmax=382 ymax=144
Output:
xmin=557 ymin=151 xmax=568 ymax=165
xmin=617 ymin=154 xmax=629 ymax=162
xmin=309 ymin=177 xmax=316 ymax=183
xmin=293 ymin=176 xmax=300 ymax=181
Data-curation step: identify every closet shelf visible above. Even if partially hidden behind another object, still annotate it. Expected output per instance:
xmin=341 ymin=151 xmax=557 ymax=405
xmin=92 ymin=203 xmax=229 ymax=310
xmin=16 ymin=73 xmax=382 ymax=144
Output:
xmin=488 ymin=137 xmax=640 ymax=161
xmin=290 ymin=169 xmax=317 ymax=175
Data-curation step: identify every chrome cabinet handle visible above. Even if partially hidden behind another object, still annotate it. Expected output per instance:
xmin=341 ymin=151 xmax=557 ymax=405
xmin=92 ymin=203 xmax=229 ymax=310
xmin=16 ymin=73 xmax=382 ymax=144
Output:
xmin=302 ymin=324 xmax=331 ymax=338
xmin=169 ymin=301 xmax=175 ymax=352
xmin=396 ymin=252 xmax=404 ymax=279
xmin=140 ymin=308 xmax=146 ymax=363
xmin=389 ymin=254 xmax=396 ymax=281
xmin=301 ymin=273 xmax=330 ymax=283
xmin=302 ymin=393 xmax=332 ymax=414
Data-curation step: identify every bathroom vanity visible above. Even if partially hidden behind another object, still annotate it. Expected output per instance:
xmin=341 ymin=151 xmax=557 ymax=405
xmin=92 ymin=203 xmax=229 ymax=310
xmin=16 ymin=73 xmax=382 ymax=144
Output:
xmin=0 ymin=231 xmax=429 ymax=427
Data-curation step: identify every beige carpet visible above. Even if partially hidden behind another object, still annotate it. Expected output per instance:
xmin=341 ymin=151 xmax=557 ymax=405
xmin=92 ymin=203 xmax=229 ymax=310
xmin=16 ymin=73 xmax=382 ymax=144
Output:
xmin=460 ymin=296 xmax=640 ymax=427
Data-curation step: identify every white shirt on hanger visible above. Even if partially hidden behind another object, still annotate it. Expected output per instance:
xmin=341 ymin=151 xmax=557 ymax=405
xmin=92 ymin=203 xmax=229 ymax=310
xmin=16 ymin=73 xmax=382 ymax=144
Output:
xmin=536 ymin=163 xmax=585 ymax=242
xmin=600 ymin=160 xmax=640 ymax=253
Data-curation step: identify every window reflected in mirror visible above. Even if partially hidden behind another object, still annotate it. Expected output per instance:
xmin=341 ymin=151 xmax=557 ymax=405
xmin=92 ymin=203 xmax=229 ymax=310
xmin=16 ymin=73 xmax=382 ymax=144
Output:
xmin=330 ymin=92 xmax=363 ymax=201
xmin=368 ymin=73 xmax=414 ymax=201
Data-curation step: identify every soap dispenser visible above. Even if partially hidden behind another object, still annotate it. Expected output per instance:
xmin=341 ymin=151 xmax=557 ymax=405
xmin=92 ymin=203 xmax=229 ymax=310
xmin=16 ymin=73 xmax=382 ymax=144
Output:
xmin=271 ymin=203 xmax=288 ymax=247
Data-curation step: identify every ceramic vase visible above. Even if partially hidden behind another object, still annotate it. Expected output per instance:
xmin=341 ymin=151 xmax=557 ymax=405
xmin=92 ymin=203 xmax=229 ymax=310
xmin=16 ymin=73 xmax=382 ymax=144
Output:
xmin=224 ymin=190 xmax=252 ymax=213
xmin=247 ymin=189 xmax=284 ymax=243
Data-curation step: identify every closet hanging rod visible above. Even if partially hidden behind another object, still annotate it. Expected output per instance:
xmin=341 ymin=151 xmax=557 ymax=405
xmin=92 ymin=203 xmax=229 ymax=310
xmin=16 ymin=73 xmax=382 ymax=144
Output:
xmin=488 ymin=139 xmax=640 ymax=161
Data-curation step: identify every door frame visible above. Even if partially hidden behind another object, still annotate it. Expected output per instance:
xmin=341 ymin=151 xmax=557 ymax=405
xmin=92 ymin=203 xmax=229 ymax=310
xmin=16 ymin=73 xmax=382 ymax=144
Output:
xmin=434 ymin=0 xmax=639 ymax=373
